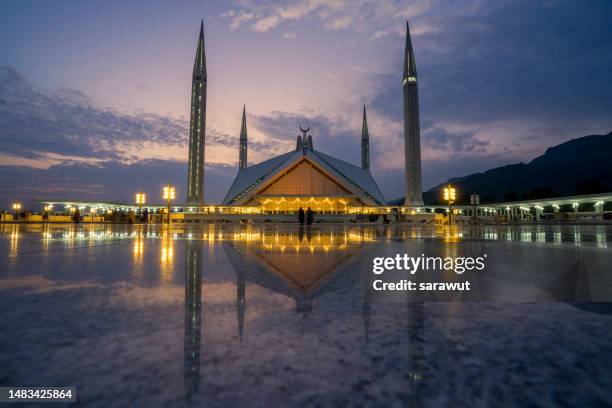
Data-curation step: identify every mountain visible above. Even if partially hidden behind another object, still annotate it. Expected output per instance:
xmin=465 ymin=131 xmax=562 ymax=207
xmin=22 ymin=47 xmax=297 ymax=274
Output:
xmin=422 ymin=132 xmax=612 ymax=204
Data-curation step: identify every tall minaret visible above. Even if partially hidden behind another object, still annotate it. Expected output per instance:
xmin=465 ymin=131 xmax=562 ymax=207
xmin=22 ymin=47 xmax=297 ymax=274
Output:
xmin=239 ymin=105 xmax=248 ymax=170
xmin=361 ymin=105 xmax=370 ymax=171
xmin=402 ymin=21 xmax=424 ymax=206
xmin=187 ymin=20 xmax=207 ymax=204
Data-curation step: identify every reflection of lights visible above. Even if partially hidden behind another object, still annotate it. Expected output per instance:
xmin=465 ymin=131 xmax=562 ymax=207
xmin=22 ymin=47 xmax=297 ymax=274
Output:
xmin=133 ymin=238 xmax=144 ymax=256
xmin=160 ymin=238 xmax=174 ymax=283
xmin=9 ymin=224 xmax=19 ymax=256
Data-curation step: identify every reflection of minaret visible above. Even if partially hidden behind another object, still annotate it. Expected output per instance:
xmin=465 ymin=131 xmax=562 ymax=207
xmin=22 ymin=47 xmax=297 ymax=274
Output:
xmin=187 ymin=20 xmax=207 ymax=204
xmin=295 ymin=293 xmax=313 ymax=315
xmin=236 ymin=276 xmax=245 ymax=342
xmin=239 ymin=105 xmax=248 ymax=171
xmin=184 ymin=240 xmax=203 ymax=402
xmin=361 ymin=105 xmax=370 ymax=171
xmin=362 ymin=298 xmax=371 ymax=346
xmin=403 ymin=21 xmax=424 ymax=206
xmin=406 ymin=302 xmax=425 ymax=405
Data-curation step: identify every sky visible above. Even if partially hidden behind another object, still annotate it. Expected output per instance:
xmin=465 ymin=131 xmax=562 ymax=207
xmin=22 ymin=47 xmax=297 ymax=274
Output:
xmin=1 ymin=0 xmax=611 ymax=208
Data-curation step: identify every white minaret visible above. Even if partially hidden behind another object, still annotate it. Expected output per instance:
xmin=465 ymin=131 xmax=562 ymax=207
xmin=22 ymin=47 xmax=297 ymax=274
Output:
xmin=186 ymin=20 xmax=207 ymax=204
xmin=361 ymin=105 xmax=370 ymax=171
xmin=239 ymin=105 xmax=247 ymax=170
xmin=402 ymin=21 xmax=424 ymax=206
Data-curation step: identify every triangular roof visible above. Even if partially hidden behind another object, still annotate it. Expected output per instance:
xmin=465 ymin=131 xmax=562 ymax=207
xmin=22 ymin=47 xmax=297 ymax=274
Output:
xmin=222 ymin=148 xmax=386 ymax=205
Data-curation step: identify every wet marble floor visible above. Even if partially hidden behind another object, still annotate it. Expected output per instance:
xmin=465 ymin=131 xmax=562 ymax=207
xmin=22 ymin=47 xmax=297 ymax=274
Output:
xmin=0 ymin=223 xmax=611 ymax=407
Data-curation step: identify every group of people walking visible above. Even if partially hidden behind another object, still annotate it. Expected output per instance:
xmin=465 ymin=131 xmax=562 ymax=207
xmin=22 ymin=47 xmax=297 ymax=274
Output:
xmin=298 ymin=207 xmax=314 ymax=225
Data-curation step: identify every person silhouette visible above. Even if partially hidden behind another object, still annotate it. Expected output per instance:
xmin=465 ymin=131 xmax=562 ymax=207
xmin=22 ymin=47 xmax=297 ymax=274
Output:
xmin=298 ymin=207 xmax=305 ymax=225
xmin=306 ymin=207 xmax=314 ymax=225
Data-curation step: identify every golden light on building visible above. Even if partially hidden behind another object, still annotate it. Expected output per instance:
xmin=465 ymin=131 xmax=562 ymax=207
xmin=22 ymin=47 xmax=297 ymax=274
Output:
xmin=12 ymin=203 xmax=21 ymax=211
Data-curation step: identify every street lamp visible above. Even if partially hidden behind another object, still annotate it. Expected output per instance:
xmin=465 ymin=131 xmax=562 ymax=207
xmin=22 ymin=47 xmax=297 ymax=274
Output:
xmin=443 ymin=185 xmax=456 ymax=226
xmin=12 ymin=203 xmax=22 ymax=220
xmin=135 ymin=192 xmax=146 ymax=222
xmin=163 ymin=185 xmax=176 ymax=224
xmin=470 ymin=193 xmax=480 ymax=225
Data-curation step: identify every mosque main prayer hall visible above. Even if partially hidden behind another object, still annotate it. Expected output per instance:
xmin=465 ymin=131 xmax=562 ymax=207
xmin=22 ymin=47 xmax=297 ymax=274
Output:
xmin=41 ymin=21 xmax=427 ymax=220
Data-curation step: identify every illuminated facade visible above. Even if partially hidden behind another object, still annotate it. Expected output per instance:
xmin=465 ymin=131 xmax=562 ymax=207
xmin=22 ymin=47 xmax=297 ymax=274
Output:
xmin=403 ymin=21 xmax=424 ymax=207
xmin=222 ymin=127 xmax=386 ymax=213
xmin=186 ymin=21 xmax=207 ymax=204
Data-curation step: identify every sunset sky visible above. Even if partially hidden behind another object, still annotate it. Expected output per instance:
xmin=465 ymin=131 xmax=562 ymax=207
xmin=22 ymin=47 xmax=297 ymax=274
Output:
xmin=1 ymin=0 xmax=611 ymax=207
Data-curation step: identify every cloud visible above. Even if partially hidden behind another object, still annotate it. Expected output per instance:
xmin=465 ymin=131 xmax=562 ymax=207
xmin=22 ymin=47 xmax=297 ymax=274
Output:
xmin=0 ymin=66 xmax=277 ymax=169
xmin=0 ymin=66 xmax=262 ymax=207
xmin=229 ymin=12 xmax=255 ymax=29
xmin=0 ymin=66 xmax=188 ymax=167
xmin=222 ymin=0 xmax=431 ymax=34
xmin=323 ymin=15 xmax=352 ymax=30
xmin=423 ymin=127 xmax=489 ymax=154
xmin=253 ymin=15 xmax=281 ymax=32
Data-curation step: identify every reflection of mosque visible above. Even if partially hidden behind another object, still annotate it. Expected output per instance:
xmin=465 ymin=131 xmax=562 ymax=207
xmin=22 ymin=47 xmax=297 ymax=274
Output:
xmin=181 ymin=226 xmax=427 ymax=403
xmin=223 ymin=226 xmax=365 ymax=318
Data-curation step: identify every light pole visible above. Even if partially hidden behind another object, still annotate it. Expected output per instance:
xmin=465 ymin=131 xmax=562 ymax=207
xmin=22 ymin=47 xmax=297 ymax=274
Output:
xmin=443 ymin=185 xmax=456 ymax=226
xmin=12 ymin=203 xmax=22 ymax=220
xmin=163 ymin=185 xmax=175 ymax=225
xmin=135 ymin=192 xmax=146 ymax=223
xmin=470 ymin=193 xmax=480 ymax=226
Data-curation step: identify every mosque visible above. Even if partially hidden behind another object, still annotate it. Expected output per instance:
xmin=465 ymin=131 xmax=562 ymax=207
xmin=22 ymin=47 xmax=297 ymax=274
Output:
xmin=36 ymin=21 xmax=427 ymax=221
xmin=186 ymin=20 xmax=423 ymax=214
xmin=33 ymin=21 xmax=612 ymax=222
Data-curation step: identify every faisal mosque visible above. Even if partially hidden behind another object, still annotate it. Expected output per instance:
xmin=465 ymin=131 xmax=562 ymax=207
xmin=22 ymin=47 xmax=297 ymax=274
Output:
xmin=186 ymin=20 xmax=423 ymax=213
xmin=33 ymin=20 xmax=612 ymax=223
xmin=37 ymin=20 xmax=435 ymax=221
